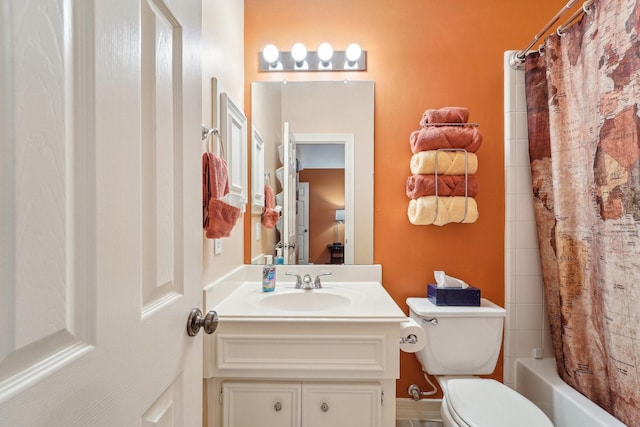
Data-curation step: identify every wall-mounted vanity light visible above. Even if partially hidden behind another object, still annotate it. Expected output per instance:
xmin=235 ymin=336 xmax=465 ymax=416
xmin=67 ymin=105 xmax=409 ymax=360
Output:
xmin=258 ymin=42 xmax=366 ymax=72
xmin=262 ymin=44 xmax=283 ymax=70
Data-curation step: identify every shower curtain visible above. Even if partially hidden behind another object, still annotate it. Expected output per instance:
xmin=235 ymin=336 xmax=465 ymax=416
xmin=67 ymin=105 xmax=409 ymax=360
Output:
xmin=524 ymin=0 xmax=640 ymax=424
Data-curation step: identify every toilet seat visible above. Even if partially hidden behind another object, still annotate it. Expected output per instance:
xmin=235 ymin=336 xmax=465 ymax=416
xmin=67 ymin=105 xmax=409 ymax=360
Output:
xmin=445 ymin=379 xmax=553 ymax=427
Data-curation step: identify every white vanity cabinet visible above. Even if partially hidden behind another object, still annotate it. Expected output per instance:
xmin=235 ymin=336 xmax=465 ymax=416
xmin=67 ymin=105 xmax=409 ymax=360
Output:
xmin=222 ymin=381 xmax=382 ymax=427
xmin=206 ymin=319 xmax=400 ymax=427
xmin=203 ymin=267 xmax=407 ymax=427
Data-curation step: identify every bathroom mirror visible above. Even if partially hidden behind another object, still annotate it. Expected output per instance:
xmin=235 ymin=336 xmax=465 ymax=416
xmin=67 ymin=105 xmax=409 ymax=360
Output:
xmin=249 ymin=80 xmax=374 ymax=265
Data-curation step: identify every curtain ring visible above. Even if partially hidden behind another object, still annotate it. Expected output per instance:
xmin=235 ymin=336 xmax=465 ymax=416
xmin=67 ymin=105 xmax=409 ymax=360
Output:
xmin=537 ymin=42 xmax=547 ymax=56
xmin=557 ymin=26 xmax=565 ymax=37
xmin=583 ymin=0 xmax=594 ymax=14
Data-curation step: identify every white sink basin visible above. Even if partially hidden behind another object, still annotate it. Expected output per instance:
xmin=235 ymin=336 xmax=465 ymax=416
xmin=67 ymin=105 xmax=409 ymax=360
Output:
xmin=213 ymin=281 xmax=406 ymax=320
xmin=259 ymin=290 xmax=351 ymax=312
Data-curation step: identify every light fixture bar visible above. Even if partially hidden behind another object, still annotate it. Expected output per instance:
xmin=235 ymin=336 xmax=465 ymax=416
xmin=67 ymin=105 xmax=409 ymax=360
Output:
xmin=258 ymin=50 xmax=367 ymax=72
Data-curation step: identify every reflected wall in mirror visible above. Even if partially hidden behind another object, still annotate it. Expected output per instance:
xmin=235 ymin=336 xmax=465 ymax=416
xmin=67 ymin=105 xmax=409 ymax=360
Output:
xmin=250 ymin=81 xmax=374 ymax=265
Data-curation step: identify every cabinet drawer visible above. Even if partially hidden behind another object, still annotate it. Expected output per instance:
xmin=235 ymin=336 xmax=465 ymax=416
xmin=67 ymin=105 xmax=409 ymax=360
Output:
xmin=222 ymin=382 xmax=301 ymax=427
xmin=301 ymin=383 xmax=382 ymax=427
xmin=215 ymin=333 xmax=387 ymax=378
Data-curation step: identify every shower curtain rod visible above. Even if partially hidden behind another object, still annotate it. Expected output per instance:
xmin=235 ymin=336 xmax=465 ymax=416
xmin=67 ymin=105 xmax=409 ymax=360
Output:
xmin=510 ymin=0 xmax=581 ymax=68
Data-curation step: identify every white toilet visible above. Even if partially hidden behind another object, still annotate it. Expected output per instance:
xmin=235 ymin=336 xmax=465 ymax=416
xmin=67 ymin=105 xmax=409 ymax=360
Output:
xmin=407 ymin=297 xmax=553 ymax=427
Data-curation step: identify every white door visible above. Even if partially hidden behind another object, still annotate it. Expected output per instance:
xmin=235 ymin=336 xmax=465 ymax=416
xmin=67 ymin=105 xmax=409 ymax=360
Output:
xmin=0 ymin=1 xmax=203 ymax=426
xmin=282 ymin=122 xmax=298 ymax=264
xmin=297 ymin=182 xmax=310 ymax=264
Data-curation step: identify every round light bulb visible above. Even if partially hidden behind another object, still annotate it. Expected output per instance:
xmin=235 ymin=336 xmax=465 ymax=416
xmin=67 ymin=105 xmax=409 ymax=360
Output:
xmin=291 ymin=43 xmax=307 ymax=63
xmin=345 ymin=43 xmax=362 ymax=63
xmin=262 ymin=44 xmax=279 ymax=65
xmin=317 ymin=42 xmax=334 ymax=63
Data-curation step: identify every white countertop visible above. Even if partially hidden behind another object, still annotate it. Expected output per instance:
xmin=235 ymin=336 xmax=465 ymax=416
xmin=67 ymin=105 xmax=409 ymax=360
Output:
xmin=213 ymin=280 xmax=406 ymax=322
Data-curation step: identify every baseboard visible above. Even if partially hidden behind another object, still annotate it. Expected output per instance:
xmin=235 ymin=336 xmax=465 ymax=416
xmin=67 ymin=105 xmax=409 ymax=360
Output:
xmin=396 ymin=398 xmax=442 ymax=420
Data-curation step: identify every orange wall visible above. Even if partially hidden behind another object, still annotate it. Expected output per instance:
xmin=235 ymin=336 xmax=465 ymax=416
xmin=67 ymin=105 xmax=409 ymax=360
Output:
xmin=299 ymin=169 xmax=345 ymax=264
xmin=245 ymin=0 xmax=568 ymax=397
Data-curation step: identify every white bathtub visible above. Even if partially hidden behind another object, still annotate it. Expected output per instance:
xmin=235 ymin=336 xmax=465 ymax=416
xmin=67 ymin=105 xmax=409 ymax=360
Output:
xmin=515 ymin=358 xmax=627 ymax=427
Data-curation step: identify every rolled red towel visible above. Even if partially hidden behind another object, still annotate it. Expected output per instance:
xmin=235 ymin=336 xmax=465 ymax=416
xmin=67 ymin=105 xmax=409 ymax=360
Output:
xmin=409 ymin=126 xmax=483 ymax=153
xmin=406 ymin=174 xmax=478 ymax=199
xmin=419 ymin=107 xmax=469 ymax=127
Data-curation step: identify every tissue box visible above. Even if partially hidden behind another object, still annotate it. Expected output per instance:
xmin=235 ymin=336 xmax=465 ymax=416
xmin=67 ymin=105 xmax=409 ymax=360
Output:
xmin=427 ymin=284 xmax=481 ymax=306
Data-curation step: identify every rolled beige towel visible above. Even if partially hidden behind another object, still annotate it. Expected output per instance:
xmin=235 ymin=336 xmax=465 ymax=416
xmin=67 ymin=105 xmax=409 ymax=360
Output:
xmin=408 ymin=196 xmax=479 ymax=226
xmin=410 ymin=151 xmax=478 ymax=175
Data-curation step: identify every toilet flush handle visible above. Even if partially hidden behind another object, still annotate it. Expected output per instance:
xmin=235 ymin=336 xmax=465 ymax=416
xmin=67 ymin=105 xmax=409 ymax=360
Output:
xmin=422 ymin=317 xmax=438 ymax=326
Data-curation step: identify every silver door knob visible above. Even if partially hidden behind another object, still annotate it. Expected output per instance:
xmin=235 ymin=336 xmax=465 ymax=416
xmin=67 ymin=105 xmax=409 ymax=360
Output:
xmin=186 ymin=308 xmax=218 ymax=336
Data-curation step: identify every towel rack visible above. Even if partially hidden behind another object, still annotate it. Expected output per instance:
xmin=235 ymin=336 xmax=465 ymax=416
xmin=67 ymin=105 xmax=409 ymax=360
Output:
xmin=423 ymin=122 xmax=479 ymax=127
xmin=202 ymin=123 xmax=225 ymax=156
xmin=201 ymin=124 xmax=219 ymax=141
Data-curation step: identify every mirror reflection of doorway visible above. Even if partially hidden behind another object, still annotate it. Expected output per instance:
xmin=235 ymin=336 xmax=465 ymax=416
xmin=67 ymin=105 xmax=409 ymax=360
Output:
xmin=297 ymin=147 xmax=345 ymax=264
xmin=297 ymin=182 xmax=309 ymax=264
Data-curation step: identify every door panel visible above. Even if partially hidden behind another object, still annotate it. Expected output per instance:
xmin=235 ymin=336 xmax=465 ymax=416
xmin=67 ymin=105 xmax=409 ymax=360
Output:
xmin=0 ymin=0 xmax=202 ymax=425
xmin=297 ymin=182 xmax=309 ymax=264
xmin=140 ymin=0 xmax=183 ymax=312
xmin=0 ymin=0 xmax=96 ymax=403
xmin=282 ymin=122 xmax=298 ymax=264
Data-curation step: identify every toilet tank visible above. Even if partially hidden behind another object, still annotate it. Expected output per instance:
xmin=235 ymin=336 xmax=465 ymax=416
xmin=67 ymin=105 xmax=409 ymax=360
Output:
xmin=406 ymin=297 xmax=506 ymax=375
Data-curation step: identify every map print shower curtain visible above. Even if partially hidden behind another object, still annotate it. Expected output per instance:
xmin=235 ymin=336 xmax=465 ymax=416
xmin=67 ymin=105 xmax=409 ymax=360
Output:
xmin=524 ymin=0 xmax=640 ymax=423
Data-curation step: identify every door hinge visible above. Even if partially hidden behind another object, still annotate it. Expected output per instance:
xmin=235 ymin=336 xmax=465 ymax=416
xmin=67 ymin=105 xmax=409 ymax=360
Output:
xmin=381 ymin=390 xmax=384 ymax=405
xmin=219 ymin=389 xmax=223 ymax=404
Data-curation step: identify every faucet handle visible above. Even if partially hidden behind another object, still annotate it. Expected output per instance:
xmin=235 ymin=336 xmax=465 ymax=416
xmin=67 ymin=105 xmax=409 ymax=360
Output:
xmin=285 ymin=272 xmax=303 ymax=288
xmin=314 ymin=272 xmax=332 ymax=288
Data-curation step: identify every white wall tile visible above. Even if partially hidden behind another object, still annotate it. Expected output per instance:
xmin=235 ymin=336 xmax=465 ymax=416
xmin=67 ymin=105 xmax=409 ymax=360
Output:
xmin=504 ymin=54 xmax=552 ymax=382
xmin=515 ymin=248 xmax=543 ymax=276
xmin=515 ymin=112 xmax=529 ymax=139
xmin=516 ymin=330 xmax=544 ymax=357
xmin=514 ymin=137 xmax=531 ymax=167
xmin=516 ymin=220 xmax=538 ymax=249
xmin=515 ymin=194 xmax=536 ymax=222
xmin=517 ymin=303 xmax=544 ymax=330
xmin=516 ymin=275 xmax=544 ymax=304
xmin=515 ymin=166 xmax=533 ymax=195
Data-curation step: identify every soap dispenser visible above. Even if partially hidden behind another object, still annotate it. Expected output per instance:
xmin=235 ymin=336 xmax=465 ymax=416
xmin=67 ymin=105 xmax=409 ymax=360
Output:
xmin=262 ymin=255 xmax=276 ymax=292
xmin=274 ymin=248 xmax=284 ymax=265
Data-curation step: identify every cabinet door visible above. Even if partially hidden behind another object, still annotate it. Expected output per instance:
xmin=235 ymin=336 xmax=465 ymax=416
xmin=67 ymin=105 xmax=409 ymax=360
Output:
xmin=223 ymin=382 xmax=301 ymax=427
xmin=302 ymin=383 xmax=382 ymax=427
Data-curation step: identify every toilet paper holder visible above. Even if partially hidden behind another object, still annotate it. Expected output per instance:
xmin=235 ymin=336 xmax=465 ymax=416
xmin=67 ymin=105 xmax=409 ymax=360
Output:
xmin=400 ymin=334 xmax=418 ymax=345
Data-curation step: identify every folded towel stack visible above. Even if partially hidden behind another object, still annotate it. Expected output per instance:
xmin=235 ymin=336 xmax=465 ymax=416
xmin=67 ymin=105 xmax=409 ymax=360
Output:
xmin=407 ymin=107 xmax=480 ymax=226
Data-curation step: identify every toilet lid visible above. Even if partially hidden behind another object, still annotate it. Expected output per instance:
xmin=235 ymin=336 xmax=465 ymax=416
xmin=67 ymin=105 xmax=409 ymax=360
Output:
xmin=447 ymin=379 xmax=553 ymax=427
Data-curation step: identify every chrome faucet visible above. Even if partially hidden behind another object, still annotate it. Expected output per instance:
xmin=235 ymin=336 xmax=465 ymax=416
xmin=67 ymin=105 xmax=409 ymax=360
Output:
xmin=314 ymin=272 xmax=332 ymax=288
xmin=285 ymin=272 xmax=332 ymax=289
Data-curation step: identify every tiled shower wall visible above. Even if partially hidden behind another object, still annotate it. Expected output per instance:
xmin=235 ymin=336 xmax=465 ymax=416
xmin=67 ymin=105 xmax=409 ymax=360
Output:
xmin=503 ymin=51 xmax=554 ymax=388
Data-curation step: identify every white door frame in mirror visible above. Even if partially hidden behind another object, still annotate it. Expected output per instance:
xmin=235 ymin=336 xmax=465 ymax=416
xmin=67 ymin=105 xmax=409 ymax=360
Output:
xmin=294 ymin=132 xmax=354 ymax=264
xmin=220 ymin=92 xmax=247 ymax=206
xmin=251 ymin=127 xmax=265 ymax=213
